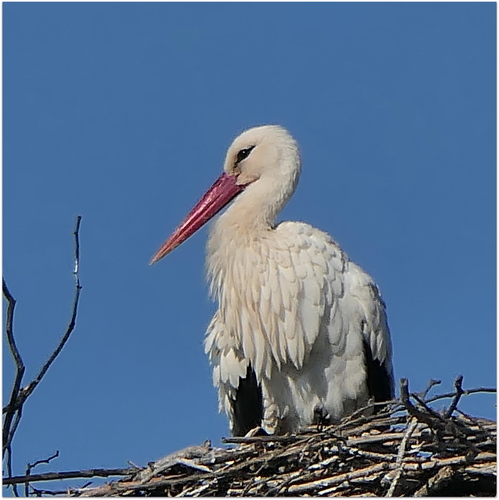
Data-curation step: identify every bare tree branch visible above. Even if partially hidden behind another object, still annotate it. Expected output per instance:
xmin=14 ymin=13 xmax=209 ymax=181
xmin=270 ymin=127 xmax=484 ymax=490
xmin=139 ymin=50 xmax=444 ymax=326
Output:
xmin=29 ymin=482 xmax=92 ymax=497
xmin=3 ymin=467 xmax=139 ymax=485
xmin=19 ymin=215 xmax=83 ymax=404
xmin=27 ymin=451 xmax=60 ymax=472
xmin=2 ymin=216 xmax=83 ymax=491
xmin=400 ymin=378 xmax=436 ymax=427
xmin=3 ymin=280 xmax=24 ymax=496
xmin=415 ymin=378 xmax=441 ymax=401
xmin=25 ymin=451 xmax=60 ymax=497
xmin=2 ymin=280 xmax=25 ymax=455
xmin=444 ymin=374 xmax=464 ymax=418
xmin=384 ymin=417 xmax=418 ymax=496
xmin=4 ymin=446 xmax=19 ymax=496
xmin=424 ymin=386 xmax=496 ymax=404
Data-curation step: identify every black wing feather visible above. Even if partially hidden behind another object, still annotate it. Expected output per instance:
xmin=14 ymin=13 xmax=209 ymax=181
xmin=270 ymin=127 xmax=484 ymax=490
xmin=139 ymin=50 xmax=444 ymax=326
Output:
xmin=232 ymin=365 xmax=263 ymax=436
xmin=363 ymin=339 xmax=394 ymax=403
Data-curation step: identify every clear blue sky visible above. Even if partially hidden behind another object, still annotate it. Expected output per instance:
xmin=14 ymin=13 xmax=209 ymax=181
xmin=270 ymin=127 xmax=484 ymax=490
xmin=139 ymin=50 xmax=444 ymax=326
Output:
xmin=3 ymin=1 xmax=496 ymax=490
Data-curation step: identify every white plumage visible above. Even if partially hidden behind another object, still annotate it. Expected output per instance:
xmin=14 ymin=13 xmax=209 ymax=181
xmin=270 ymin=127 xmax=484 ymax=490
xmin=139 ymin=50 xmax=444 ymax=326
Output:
xmin=151 ymin=125 xmax=394 ymax=435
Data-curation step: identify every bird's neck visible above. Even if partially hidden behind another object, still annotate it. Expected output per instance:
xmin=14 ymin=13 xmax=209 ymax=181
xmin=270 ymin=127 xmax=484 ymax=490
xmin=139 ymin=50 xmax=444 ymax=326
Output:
xmin=206 ymin=198 xmax=275 ymax=301
xmin=207 ymin=204 xmax=272 ymax=263
xmin=219 ymin=176 xmax=295 ymax=232
xmin=219 ymin=203 xmax=274 ymax=235
xmin=206 ymin=177 xmax=296 ymax=299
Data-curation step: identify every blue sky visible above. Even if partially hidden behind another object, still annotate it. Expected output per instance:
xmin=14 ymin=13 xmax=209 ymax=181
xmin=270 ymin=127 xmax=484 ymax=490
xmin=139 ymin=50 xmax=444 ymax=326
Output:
xmin=3 ymin=1 xmax=496 ymax=491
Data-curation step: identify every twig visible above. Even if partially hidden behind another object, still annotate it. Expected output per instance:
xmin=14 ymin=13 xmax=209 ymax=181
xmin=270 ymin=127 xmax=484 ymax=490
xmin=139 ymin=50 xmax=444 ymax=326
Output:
xmin=411 ymin=393 xmax=447 ymax=422
xmin=455 ymin=409 xmax=497 ymax=445
xmin=416 ymin=378 xmax=441 ymax=401
xmin=424 ymin=386 xmax=496 ymax=405
xmin=287 ymin=462 xmax=390 ymax=494
xmin=5 ymin=445 xmax=19 ymax=496
xmin=28 ymin=486 xmax=73 ymax=497
xmin=399 ymin=378 xmax=436 ymax=427
xmin=20 ymin=216 xmax=83 ymax=404
xmin=2 ymin=216 xmax=83 ymax=493
xmin=444 ymin=375 xmax=464 ymax=418
xmin=3 ymin=279 xmax=24 ymax=496
xmin=2 ymin=280 xmax=25 ymax=456
xmin=384 ymin=417 xmax=418 ymax=496
xmin=413 ymin=465 xmax=454 ymax=496
xmin=176 ymin=482 xmax=211 ymax=497
xmin=3 ymin=467 xmax=139 ymax=485
xmin=25 ymin=451 xmax=60 ymax=497
xmin=137 ymin=443 xmax=213 ymax=483
xmin=268 ymin=471 xmax=308 ymax=496
xmin=335 ymin=399 xmax=399 ymax=429
xmin=222 ymin=435 xmax=299 ymax=444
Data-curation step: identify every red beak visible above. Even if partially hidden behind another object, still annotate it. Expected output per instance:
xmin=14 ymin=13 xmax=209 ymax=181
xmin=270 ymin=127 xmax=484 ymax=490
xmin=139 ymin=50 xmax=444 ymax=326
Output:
xmin=150 ymin=173 xmax=245 ymax=264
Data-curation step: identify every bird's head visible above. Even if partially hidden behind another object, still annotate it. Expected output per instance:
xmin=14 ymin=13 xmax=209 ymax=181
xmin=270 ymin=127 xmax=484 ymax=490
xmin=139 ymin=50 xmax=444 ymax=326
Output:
xmin=150 ymin=125 xmax=301 ymax=264
xmin=224 ymin=125 xmax=301 ymax=190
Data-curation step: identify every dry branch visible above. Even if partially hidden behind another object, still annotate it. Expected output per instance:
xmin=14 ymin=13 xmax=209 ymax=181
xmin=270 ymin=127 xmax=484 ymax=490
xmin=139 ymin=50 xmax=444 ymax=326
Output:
xmin=3 ymin=467 xmax=139 ymax=486
xmin=2 ymin=216 xmax=83 ymax=495
xmin=2 ymin=281 xmax=24 ymax=451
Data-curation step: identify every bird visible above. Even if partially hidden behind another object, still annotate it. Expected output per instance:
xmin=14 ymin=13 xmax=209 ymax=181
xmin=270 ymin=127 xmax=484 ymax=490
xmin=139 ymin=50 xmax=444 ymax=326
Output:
xmin=151 ymin=125 xmax=394 ymax=436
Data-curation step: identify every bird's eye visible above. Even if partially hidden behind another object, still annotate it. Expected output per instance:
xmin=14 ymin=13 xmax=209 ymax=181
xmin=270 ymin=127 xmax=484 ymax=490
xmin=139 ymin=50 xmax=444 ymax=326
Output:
xmin=236 ymin=146 xmax=255 ymax=164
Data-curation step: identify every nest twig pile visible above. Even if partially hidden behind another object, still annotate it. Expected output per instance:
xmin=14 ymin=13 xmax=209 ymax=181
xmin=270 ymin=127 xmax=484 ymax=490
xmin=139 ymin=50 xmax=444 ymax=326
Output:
xmin=5 ymin=377 xmax=496 ymax=497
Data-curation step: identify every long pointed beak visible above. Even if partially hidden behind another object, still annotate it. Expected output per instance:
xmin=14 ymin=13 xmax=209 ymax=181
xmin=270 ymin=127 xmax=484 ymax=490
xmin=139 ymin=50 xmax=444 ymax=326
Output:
xmin=150 ymin=173 xmax=244 ymax=264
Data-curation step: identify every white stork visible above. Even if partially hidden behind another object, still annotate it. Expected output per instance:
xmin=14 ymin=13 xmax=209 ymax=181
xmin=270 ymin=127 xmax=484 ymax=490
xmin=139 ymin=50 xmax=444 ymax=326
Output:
xmin=151 ymin=125 xmax=394 ymax=436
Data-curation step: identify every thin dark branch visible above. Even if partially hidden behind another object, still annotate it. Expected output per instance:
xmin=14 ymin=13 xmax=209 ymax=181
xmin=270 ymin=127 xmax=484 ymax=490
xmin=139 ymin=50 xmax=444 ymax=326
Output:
xmin=2 ymin=216 xmax=83 ymax=486
xmin=416 ymin=378 xmax=442 ymax=401
xmin=3 ymin=467 xmax=139 ymax=485
xmin=400 ymin=378 xmax=435 ymax=427
xmin=28 ymin=486 xmax=69 ymax=497
xmin=21 ymin=216 xmax=83 ymax=403
xmin=27 ymin=450 xmax=60 ymax=472
xmin=2 ymin=280 xmax=26 ymax=457
xmin=411 ymin=393 xmax=447 ymax=422
xmin=7 ymin=407 xmax=23 ymax=459
xmin=25 ymin=451 xmax=60 ymax=497
xmin=5 ymin=445 xmax=20 ymax=496
xmin=424 ymin=386 xmax=496 ymax=405
xmin=444 ymin=375 xmax=464 ymax=418
xmin=29 ymin=480 xmax=93 ymax=497
xmin=222 ymin=435 xmax=300 ymax=444
xmin=2 ymin=281 xmax=22 ymax=368
xmin=20 ymin=286 xmax=82 ymax=402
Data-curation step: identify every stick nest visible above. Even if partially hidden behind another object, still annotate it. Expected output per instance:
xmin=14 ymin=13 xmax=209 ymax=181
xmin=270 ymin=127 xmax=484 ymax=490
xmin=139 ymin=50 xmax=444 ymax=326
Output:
xmin=70 ymin=378 xmax=495 ymax=497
